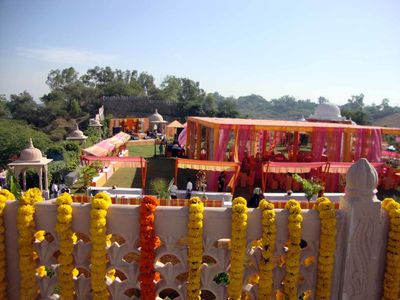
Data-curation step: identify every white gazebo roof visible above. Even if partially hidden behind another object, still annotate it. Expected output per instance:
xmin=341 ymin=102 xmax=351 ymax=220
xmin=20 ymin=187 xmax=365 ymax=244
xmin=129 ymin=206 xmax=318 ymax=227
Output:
xmin=66 ymin=124 xmax=88 ymax=141
xmin=149 ymin=109 xmax=167 ymax=124
xmin=8 ymin=139 xmax=53 ymax=166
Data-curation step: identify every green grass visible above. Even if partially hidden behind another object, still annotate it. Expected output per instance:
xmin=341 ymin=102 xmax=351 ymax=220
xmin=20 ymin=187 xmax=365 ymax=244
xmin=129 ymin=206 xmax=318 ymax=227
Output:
xmin=104 ymin=168 xmax=138 ymax=188
xmin=127 ymin=144 xmax=157 ymax=158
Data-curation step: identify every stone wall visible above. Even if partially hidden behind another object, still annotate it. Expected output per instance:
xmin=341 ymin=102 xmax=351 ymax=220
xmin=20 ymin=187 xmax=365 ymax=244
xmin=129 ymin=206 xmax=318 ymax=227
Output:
xmin=103 ymin=96 xmax=179 ymax=120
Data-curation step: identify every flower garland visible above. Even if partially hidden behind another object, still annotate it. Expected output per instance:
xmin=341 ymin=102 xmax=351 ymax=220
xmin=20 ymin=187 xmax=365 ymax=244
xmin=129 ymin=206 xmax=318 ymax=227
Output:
xmin=90 ymin=192 xmax=111 ymax=300
xmin=257 ymin=199 xmax=276 ymax=299
xmin=0 ymin=188 xmax=15 ymax=200
xmin=139 ymin=196 xmax=160 ymax=300
xmin=17 ymin=188 xmax=43 ymax=300
xmin=187 ymin=197 xmax=204 ymax=300
xmin=314 ymin=196 xmax=336 ymax=299
xmin=228 ymin=197 xmax=248 ymax=299
xmin=55 ymin=192 xmax=74 ymax=300
xmin=381 ymin=198 xmax=400 ymax=300
xmin=283 ymin=199 xmax=302 ymax=300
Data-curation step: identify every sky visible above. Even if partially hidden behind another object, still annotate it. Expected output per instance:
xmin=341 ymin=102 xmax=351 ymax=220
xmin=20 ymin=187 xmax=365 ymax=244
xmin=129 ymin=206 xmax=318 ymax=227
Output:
xmin=0 ymin=0 xmax=399 ymax=106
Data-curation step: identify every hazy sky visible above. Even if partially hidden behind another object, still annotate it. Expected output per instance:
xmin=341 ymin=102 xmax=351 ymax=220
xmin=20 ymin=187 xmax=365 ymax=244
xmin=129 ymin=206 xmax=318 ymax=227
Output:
xmin=0 ymin=0 xmax=399 ymax=106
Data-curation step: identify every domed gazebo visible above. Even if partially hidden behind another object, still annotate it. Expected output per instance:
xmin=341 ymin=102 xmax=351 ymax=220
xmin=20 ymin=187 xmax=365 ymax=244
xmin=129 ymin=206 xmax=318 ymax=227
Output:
xmin=66 ymin=124 xmax=88 ymax=144
xmin=307 ymin=102 xmax=350 ymax=123
xmin=8 ymin=139 xmax=53 ymax=198
xmin=149 ymin=109 xmax=167 ymax=135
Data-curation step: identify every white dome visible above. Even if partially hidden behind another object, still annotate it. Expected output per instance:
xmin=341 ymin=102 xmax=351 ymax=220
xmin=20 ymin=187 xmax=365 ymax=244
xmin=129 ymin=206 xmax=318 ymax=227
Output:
xmin=310 ymin=102 xmax=346 ymax=121
xmin=149 ymin=109 xmax=164 ymax=123
xmin=19 ymin=139 xmax=43 ymax=162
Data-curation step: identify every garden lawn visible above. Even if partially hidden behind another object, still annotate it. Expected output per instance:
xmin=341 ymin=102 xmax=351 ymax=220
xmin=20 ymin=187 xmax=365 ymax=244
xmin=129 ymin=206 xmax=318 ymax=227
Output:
xmin=127 ymin=144 xmax=156 ymax=158
xmin=104 ymin=168 xmax=137 ymax=188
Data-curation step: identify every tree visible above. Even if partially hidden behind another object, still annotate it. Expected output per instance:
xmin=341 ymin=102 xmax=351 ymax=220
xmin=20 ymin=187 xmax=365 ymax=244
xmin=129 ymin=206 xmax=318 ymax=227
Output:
xmin=8 ymin=91 xmax=39 ymax=124
xmin=318 ymin=96 xmax=329 ymax=104
xmin=46 ymin=67 xmax=79 ymax=90
xmin=217 ymin=98 xmax=239 ymax=118
xmin=341 ymin=109 xmax=370 ymax=125
xmin=159 ymin=76 xmax=182 ymax=102
xmin=0 ymin=119 xmax=51 ymax=168
xmin=202 ymin=94 xmax=217 ymax=117
xmin=0 ymin=95 xmax=10 ymax=118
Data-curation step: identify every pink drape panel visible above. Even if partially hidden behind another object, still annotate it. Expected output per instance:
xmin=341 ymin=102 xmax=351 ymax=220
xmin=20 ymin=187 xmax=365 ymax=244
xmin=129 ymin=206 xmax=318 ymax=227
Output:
xmin=312 ymin=128 xmax=328 ymax=161
xmin=237 ymin=126 xmax=252 ymax=161
xmin=188 ymin=122 xmax=196 ymax=159
xmin=206 ymin=170 xmax=234 ymax=192
xmin=215 ymin=128 xmax=231 ymax=161
xmin=209 ymin=127 xmax=232 ymax=191
xmin=178 ymin=124 xmax=187 ymax=147
xmin=354 ymin=129 xmax=382 ymax=162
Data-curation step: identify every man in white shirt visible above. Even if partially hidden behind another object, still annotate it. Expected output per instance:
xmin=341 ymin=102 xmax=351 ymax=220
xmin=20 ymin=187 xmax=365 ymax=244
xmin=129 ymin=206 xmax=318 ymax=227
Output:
xmin=169 ymin=181 xmax=178 ymax=199
xmin=186 ymin=178 xmax=193 ymax=199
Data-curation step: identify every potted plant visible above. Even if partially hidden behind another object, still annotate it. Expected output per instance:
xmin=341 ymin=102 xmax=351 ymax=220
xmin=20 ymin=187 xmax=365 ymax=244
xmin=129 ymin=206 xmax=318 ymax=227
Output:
xmin=292 ymin=173 xmax=323 ymax=202
xmin=150 ymin=178 xmax=169 ymax=200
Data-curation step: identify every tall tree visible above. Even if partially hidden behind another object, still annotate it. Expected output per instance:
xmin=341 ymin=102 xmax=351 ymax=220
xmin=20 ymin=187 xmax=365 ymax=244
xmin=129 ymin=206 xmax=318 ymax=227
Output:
xmin=46 ymin=67 xmax=79 ymax=90
xmin=0 ymin=95 xmax=11 ymax=118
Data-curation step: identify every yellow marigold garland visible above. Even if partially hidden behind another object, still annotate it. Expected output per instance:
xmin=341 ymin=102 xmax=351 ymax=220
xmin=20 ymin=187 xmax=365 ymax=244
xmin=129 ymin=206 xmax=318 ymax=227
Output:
xmin=283 ymin=199 xmax=302 ymax=300
xmin=257 ymin=199 xmax=276 ymax=299
xmin=90 ymin=192 xmax=111 ymax=300
xmin=228 ymin=197 xmax=248 ymax=299
xmin=55 ymin=192 xmax=74 ymax=299
xmin=381 ymin=198 xmax=400 ymax=300
xmin=0 ymin=188 xmax=15 ymax=200
xmin=314 ymin=197 xmax=336 ymax=300
xmin=17 ymin=188 xmax=43 ymax=300
xmin=0 ymin=194 xmax=8 ymax=299
xmin=187 ymin=197 xmax=204 ymax=300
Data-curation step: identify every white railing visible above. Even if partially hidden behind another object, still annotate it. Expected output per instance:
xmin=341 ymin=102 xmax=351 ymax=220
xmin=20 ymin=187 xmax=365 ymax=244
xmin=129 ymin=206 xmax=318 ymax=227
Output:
xmin=3 ymin=159 xmax=391 ymax=299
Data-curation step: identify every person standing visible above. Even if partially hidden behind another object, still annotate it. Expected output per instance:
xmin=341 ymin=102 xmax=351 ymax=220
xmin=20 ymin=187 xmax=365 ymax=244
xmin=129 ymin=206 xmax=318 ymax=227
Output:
xmin=169 ymin=181 xmax=178 ymax=199
xmin=186 ymin=178 xmax=193 ymax=199
xmin=51 ymin=182 xmax=59 ymax=198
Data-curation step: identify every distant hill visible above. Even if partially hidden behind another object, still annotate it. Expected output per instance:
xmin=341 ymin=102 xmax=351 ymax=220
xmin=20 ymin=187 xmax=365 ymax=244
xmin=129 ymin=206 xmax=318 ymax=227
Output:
xmin=373 ymin=112 xmax=400 ymax=128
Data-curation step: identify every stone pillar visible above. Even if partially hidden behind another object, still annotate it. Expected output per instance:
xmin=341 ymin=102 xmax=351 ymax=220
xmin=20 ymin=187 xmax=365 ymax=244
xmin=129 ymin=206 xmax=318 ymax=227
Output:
xmin=22 ymin=170 xmax=26 ymax=191
xmin=39 ymin=166 xmax=43 ymax=190
xmin=339 ymin=158 xmax=386 ymax=300
xmin=44 ymin=165 xmax=49 ymax=193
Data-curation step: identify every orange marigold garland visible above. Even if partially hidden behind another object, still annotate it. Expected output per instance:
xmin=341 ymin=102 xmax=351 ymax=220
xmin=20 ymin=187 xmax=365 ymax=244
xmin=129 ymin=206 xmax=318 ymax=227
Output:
xmin=139 ymin=196 xmax=160 ymax=300
xmin=90 ymin=192 xmax=111 ymax=300
xmin=381 ymin=198 xmax=400 ymax=300
xmin=55 ymin=192 xmax=74 ymax=299
xmin=17 ymin=188 xmax=43 ymax=300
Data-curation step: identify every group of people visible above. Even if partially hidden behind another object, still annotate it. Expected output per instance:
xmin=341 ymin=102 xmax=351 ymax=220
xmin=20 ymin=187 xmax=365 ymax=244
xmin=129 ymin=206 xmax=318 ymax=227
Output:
xmin=50 ymin=182 xmax=70 ymax=198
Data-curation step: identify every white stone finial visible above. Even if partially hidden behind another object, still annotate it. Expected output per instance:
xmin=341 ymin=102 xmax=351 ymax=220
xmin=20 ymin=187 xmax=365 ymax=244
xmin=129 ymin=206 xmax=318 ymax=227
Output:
xmin=345 ymin=158 xmax=378 ymax=199
xmin=155 ymin=108 xmax=158 ymax=114
xmin=28 ymin=138 xmax=34 ymax=148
